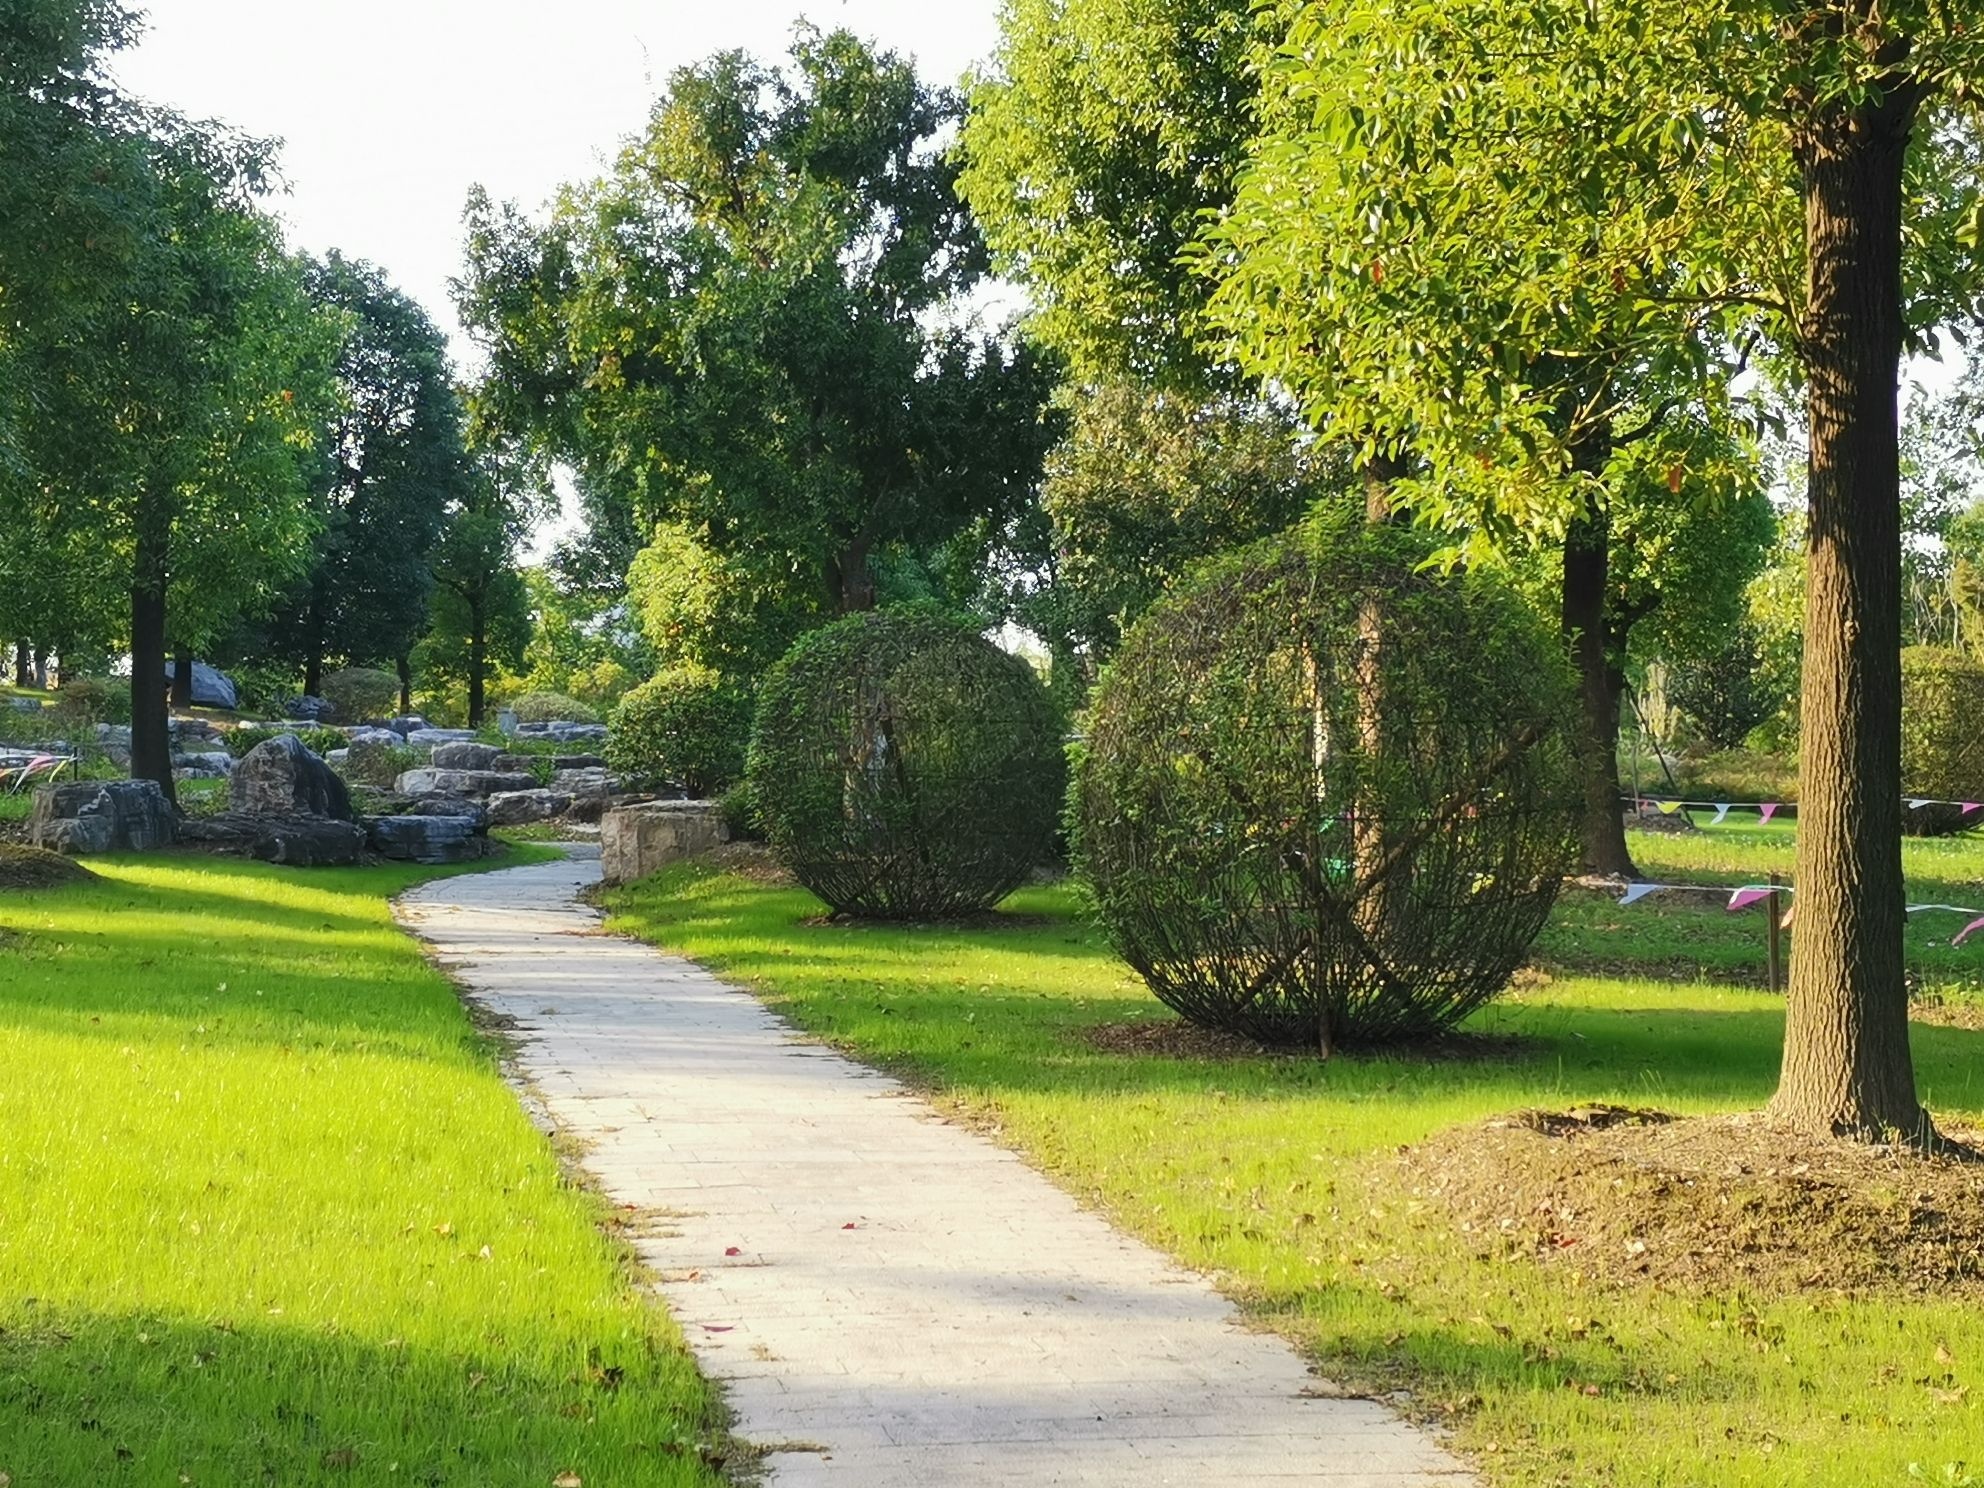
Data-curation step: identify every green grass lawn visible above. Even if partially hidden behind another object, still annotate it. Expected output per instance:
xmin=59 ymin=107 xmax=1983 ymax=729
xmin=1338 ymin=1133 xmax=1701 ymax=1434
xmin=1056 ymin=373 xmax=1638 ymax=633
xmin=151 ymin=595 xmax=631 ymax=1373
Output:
xmin=1 ymin=850 xmax=728 ymax=1487
xmin=606 ymin=825 xmax=1984 ymax=1488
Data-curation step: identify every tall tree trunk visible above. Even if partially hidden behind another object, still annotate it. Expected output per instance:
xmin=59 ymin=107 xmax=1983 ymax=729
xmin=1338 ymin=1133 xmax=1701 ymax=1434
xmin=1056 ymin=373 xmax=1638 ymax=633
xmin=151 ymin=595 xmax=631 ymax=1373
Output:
xmin=14 ymin=640 xmax=30 ymax=688
xmin=1562 ymin=510 xmax=1639 ymax=878
xmin=396 ymin=653 xmax=413 ymax=714
xmin=831 ymin=537 xmax=876 ymax=613
xmin=130 ymin=490 xmax=177 ymax=807
xmin=170 ymin=648 xmax=193 ymax=710
xmin=467 ymin=601 xmax=487 ymax=728
xmin=1769 ymin=87 xmax=1925 ymax=1140
xmin=32 ymin=645 xmax=48 ymax=690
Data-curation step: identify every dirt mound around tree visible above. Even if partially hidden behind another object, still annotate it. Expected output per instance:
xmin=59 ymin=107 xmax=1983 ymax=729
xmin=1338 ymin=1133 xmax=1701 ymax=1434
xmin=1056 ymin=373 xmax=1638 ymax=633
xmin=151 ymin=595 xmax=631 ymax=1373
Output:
xmin=0 ymin=843 xmax=94 ymax=889
xmin=1399 ymin=1106 xmax=1984 ymax=1295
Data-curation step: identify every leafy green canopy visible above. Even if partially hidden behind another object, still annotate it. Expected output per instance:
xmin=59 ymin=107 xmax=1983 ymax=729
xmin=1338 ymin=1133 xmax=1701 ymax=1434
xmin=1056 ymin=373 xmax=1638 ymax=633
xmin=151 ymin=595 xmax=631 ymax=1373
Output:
xmin=459 ymin=28 xmax=1061 ymax=619
xmin=1198 ymin=0 xmax=1984 ymax=541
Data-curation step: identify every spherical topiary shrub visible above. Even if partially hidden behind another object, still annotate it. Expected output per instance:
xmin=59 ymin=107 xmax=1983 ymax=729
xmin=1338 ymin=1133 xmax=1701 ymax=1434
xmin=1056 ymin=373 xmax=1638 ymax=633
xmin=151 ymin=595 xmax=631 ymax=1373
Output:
xmin=319 ymin=666 xmax=399 ymax=724
xmin=1900 ymin=646 xmax=1984 ymax=837
xmin=510 ymin=690 xmax=600 ymax=724
xmin=1075 ymin=514 xmax=1580 ymax=1052
xmin=747 ymin=609 xmax=1063 ymax=919
xmin=607 ymin=664 xmax=751 ymax=795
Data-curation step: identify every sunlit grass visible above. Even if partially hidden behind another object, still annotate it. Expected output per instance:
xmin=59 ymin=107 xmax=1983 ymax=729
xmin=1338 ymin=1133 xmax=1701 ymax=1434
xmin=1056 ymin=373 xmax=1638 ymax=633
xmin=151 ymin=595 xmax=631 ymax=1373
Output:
xmin=0 ymin=850 xmax=727 ymax=1487
xmin=606 ymin=831 xmax=1984 ymax=1488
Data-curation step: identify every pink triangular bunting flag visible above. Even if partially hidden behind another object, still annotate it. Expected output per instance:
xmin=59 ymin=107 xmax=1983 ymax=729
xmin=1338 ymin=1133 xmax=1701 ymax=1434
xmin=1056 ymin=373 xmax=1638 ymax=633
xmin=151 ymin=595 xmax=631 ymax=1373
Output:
xmin=1965 ymin=803 xmax=1983 ymax=817
xmin=1728 ymin=887 xmax=1770 ymax=912
xmin=1956 ymin=916 xmax=1984 ymax=948
xmin=1758 ymin=803 xmax=1779 ymax=823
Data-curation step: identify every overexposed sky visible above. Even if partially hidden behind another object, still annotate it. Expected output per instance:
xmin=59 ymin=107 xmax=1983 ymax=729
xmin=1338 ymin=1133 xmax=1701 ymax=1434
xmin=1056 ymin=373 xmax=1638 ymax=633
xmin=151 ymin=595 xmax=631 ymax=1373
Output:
xmin=114 ymin=1 xmax=1004 ymax=362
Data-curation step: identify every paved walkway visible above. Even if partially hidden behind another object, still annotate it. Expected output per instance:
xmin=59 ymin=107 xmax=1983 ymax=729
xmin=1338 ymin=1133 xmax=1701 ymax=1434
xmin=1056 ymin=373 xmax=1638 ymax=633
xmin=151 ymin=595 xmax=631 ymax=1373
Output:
xmin=397 ymin=852 xmax=1473 ymax=1486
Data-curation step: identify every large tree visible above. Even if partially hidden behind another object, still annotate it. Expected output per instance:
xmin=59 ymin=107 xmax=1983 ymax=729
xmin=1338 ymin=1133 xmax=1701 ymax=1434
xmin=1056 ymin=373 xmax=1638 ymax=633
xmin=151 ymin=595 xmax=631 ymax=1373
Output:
xmin=458 ymin=28 xmax=1060 ymax=628
xmin=264 ymin=252 xmax=462 ymax=697
xmin=1209 ymin=0 xmax=1984 ymax=1138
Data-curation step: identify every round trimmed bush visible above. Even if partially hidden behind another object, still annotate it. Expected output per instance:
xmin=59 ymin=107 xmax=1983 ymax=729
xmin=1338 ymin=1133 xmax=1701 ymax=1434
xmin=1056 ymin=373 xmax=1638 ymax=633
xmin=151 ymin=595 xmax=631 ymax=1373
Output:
xmin=1075 ymin=515 xmax=1580 ymax=1051
xmin=747 ymin=610 xmax=1063 ymax=918
xmin=509 ymin=690 xmax=600 ymax=724
xmin=319 ymin=667 xmax=398 ymax=724
xmin=607 ymin=664 xmax=750 ymax=795
xmin=1900 ymin=646 xmax=1984 ymax=836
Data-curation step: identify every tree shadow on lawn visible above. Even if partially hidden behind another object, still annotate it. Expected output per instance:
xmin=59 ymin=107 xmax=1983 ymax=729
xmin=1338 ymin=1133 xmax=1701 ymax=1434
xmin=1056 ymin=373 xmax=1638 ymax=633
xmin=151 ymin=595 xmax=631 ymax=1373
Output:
xmin=0 ymin=1306 xmax=725 ymax=1488
xmin=0 ymin=859 xmax=508 ymax=1062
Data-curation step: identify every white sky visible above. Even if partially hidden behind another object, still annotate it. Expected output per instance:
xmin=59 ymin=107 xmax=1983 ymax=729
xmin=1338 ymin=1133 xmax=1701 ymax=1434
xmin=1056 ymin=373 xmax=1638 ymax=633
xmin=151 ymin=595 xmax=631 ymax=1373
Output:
xmin=113 ymin=1 xmax=1004 ymax=363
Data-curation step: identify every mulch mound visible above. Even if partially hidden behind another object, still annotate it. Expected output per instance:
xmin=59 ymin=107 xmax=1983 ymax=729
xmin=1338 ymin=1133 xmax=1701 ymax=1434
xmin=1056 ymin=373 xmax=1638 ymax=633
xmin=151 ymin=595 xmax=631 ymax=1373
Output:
xmin=0 ymin=843 xmax=92 ymax=889
xmin=1400 ymin=1105 xmax=1984 ymax=1295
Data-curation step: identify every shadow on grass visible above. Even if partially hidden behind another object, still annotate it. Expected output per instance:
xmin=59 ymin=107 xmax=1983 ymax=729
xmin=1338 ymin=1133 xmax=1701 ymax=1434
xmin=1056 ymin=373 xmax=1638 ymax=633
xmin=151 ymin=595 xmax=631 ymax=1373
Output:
xmin=0 ymin=1305 xmax=724 ymax=1488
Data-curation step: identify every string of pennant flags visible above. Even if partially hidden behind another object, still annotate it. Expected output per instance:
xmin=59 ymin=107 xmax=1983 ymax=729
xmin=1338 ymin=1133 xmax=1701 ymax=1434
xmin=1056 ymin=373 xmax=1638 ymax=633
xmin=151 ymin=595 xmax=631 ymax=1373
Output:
xmin=1625 ymin=795 xmax=1984 ymax=824
xmin=1611 ymin=879 xmax=1984 ymax=946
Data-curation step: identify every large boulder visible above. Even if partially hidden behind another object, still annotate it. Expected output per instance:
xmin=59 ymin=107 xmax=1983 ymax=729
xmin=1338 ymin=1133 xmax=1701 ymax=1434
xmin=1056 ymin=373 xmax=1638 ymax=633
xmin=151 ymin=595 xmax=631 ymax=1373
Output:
xmin=487 ymin=789 xmax=573 ymax=826
xmin=29 ymin=780 xmax=179 ymax=855
xmin=601 ymin=799 xmax=729 ymax=886
xmin=395 ymin=768 xmax=535 ymax=799
xmin=349 ymin=789 xmax=489 ymax=829
xmin=385 ymin=715 xmax=430 ymax=737
xmin=346 ymin=726 xmax=406 ymax=747
xmin=234 ymin=735 xmax=355 ymax=820
xmin=181 ymin=812 xmax=365 ymax=867
xmin=552 ymin=753 xmax=607 ymax=770
xmin=406 ymin=728 xmax=478 ymax=747
xmin=430 ymin=741 xmax=504 ymax=770
xmin=367 ymin=815 xmax=487 ymax=865
xmin=171 ymin=749 xmax=232 ymax=781
xmin=163 ymin=660 xmax=239 ymax=710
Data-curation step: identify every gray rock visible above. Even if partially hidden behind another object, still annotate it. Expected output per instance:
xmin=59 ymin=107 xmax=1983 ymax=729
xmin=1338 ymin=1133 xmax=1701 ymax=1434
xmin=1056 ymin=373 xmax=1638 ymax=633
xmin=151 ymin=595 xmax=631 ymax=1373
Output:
xmin=430 ymin=741 xmax=504 ymax=770
xmin=283 ymin=694 xmax=336 ymax=722
xmin=600 ymin=799 xmax=729 ymax=885
xmin=171 ymin=749 xmax=233 ymax=780
xmin=550 ymin=767 xmax=620 ymax=797
xmin=181 ymin=812 xmax=365 ymax=867
xmin=367 ymin=815 xmax=487 ymax=864
xmin=395 ymin=768 xmax=537 ymax=799
xmin=406 ymin=728 xmax=478 ymax=747
xmin=346 ymin=727 xmax=406 ymax=747
xmin=487 ymin=789 xmax=572 ymax=826
xmin=163 ymin=660 xmax=239 ymax=710
xmin=170 ymin=718 xmax=223 ymax=743
xmin=515 ymin=721 xmax=609 ymax=744
xmin=95 ymin=723 xmax=133 ymax=748
xmin=234 ymin=735 xmax=355 ymax=821
xmin=8 ymin=696 xmax=40 ymax=712
xmin=386 ymin=715 xmax=429 ymax=736
xmin=552 ymin=753 xmax=607 ymax=770
xmin=29 ymin=780 xmax=179 ymax=855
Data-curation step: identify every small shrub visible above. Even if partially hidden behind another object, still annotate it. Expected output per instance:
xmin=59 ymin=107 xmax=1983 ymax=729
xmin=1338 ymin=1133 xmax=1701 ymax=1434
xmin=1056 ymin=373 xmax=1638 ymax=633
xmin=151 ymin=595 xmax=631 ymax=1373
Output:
xmin=224 ymin=725 xmax=347 ymax=760
xmin=52 ymin=676 xmax=131 ymax=728
xmin=746 ymin=609 xmax=1064 ymax=918
xmin=607 ymin=665 xmax=750 ymax=795
xmin=227 ymin=661 xmax=302 ymax=718
xmin=1901 ymin=647 xmax=1984 ymax=836
xmin=319 ymin=667 xmax=399 ymax=724
xmin=340 ymin=738 xmax=418 ymax=788
xmin=509 ymin=691 xmax=600 ymax=724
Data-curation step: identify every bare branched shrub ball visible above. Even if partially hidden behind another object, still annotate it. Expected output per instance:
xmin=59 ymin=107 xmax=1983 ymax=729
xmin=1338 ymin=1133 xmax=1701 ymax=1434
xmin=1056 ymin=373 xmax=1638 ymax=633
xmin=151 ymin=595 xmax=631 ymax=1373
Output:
xmin=1075 ymin=514 xmax=1581 ymax=1051
xmin=748 ymin=609 xmax=1064 ymax=918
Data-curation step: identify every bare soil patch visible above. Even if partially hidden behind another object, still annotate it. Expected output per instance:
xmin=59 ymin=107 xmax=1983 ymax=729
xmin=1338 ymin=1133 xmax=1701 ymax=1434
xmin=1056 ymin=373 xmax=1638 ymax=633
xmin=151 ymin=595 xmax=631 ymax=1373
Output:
xmin=1400 ymin=1106 xmax=1984 ymax=1295
xmin=703 ymin=841 xmax=792 ymax=884
xmin=0 ymin=843 xmax=92 ymax=889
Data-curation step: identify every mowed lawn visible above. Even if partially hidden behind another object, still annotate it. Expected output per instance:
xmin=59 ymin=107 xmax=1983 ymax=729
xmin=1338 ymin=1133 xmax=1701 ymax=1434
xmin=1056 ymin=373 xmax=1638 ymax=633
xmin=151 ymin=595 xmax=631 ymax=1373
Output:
xmin=0 ymin=852 xmax=727 ymax=1487
xmin=607 ymin=828 xmax=1984 ymax=1488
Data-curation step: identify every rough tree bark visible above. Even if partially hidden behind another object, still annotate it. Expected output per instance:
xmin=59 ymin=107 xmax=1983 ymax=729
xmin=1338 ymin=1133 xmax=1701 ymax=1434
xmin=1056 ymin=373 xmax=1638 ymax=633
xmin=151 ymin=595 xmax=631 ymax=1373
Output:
xmin=830 ymin=535 xmax=877 ymax=613
xmin=466 ymin=602 xmax=488 ymax=728
xmin=1562 ymin=508 xmax=1639 ymax=878
xmin=396 ymin=654 xmax=413 ymax=714
xmin=1769 ymin=80 xmax=1926 ymax=1140
xmin=170 ymin=648 xmax=193 ymax=710
xmin=129 ymin=488 xmax=177 ymax=807
xmin=14 ymin=640 xmax=31 ymax=688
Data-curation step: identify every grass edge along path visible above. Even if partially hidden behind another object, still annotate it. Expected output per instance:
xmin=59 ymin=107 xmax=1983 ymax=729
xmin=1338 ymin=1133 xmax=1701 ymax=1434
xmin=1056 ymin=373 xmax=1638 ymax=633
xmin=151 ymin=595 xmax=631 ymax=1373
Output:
xmin=606 ymin=856 xmax=1984 ymax=1488
xmin=0 ymin=847 xmax=732 ymax=1488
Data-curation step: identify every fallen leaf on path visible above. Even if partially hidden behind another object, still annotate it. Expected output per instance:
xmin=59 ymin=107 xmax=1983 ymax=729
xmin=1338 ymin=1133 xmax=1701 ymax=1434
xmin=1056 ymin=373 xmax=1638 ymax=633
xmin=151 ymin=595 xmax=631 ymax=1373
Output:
xmin=724 ymin=1247 xmax=741 ymax=1256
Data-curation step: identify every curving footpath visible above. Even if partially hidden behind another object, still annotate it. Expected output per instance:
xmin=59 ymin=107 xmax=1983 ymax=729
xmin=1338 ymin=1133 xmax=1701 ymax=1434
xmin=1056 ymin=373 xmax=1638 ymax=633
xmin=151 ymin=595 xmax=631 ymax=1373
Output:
xmin=397 ymin=850 xmax=1475 ymax=1487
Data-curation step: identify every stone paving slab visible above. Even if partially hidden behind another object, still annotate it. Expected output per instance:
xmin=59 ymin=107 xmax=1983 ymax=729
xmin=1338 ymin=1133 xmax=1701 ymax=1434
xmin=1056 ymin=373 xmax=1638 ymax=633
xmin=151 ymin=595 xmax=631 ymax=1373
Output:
xmin=397 ymin=853 xmax=1475 ymax=1486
